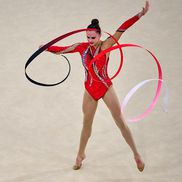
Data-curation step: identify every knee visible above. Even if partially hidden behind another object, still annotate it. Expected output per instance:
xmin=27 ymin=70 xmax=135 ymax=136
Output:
xmin=82 ymin=107 xmax=90 ymax=119
xmin=111 ymin=108 xmax=122 ymax=121
xmin=82 ymin=113 xmax=93 ymax=128
xmin=111 ymin=110 xmax=127 ymax=129
xmin=82 ymin=107 xmax=95 ymax=122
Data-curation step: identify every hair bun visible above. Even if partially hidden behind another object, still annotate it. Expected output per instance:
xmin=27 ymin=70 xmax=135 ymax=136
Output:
xmin=91 ymin=19 xmax=99 ymax=25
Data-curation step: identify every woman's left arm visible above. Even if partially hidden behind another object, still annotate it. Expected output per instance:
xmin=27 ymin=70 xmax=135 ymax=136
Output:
xmin=102 ymin=1 xmax=150 ymax=49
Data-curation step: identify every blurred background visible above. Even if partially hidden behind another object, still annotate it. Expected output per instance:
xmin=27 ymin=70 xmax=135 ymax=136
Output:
xmin=0 ymin=0 xmax=182 ymax=181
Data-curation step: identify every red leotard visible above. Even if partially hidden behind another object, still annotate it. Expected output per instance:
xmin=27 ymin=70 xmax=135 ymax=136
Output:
xmin=47 ymin=42 xmax=112 ymax=100
xmin=47 ymin=12 xmax=142 ymax=100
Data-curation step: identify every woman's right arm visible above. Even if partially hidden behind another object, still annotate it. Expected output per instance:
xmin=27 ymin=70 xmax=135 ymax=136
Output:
xmin=40 ymin=43 xmax=81 ymax=55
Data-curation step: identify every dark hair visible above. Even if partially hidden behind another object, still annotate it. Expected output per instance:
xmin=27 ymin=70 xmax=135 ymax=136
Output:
xmin=87 ymin=19 xmax=101 ymax=34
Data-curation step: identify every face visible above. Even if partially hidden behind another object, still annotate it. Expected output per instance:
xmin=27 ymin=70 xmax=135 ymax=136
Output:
xmin=86 ymin=31 xmax=101 ymax=46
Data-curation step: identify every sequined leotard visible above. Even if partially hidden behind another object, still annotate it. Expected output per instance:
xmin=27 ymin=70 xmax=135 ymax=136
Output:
xmin=47 ymin=12 xmax=142 ymax=100
xmin=47 ymin=42 xmax=112 ymax=100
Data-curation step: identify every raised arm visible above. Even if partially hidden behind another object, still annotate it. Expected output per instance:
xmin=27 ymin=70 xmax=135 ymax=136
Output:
xmin=102 ymin=1 xmax=150 ymax=49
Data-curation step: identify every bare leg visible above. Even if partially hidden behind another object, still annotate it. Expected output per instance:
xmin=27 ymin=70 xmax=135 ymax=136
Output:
xmin=102 ymin=85 xmax=145 ymax=172
xmin=73 ymin=90 xmax=98 ymax=170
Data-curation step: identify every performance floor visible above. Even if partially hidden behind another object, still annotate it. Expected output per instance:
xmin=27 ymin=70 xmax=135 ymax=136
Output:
xmin=0 ymin=0 xmax=182 ymax=181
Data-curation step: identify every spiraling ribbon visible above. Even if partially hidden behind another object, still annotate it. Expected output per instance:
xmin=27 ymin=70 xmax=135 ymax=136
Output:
xmin=25 ymin=29 xmax=123 ymax=86
xmin=25 ymin=29 xmax=87 ymax=86
xmin=88 ymin=43 xmax=168 ymax=122
xmin=121 ymin=79 xmax=169 ymax=122
xmin=25 ymin=29 xmax=168 ymax=122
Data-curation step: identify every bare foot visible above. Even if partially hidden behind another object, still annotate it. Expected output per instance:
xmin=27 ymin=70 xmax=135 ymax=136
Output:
xmin=73 ymin=154 xmax=86 ymax=170
xmin=134 ymin=155 xmax=145 ymax=172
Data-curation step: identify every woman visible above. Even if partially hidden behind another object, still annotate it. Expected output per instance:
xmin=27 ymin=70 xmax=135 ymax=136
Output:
xmin=46 ymin=1 xmax=149 ymax=171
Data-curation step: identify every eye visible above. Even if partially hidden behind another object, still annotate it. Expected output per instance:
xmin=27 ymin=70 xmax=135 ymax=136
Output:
xmin=87 ymin=36 xmax=90 ymax=39
xmin=91 ymin=37 xmax=96 ymax=39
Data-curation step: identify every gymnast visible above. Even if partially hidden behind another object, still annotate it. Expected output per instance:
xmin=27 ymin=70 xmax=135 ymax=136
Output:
xmin=45 ymin=1 xmax=149 ymax=172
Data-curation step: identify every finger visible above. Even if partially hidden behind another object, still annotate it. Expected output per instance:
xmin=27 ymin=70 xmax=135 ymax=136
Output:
xmin=143 ymin=1 xmax=149 ymax=15
xmin=146 ymin=1 xmax=150 ymax=10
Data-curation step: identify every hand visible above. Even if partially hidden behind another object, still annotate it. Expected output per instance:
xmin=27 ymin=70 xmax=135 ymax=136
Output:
xmin=138 ymin=1 xmax=150 ymax=18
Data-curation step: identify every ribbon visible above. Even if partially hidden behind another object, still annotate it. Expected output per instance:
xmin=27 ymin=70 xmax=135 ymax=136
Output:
xmin=121 ymin=79 xmax=169 ymax=122
xmin=25 ymin=29 xmax=88 ymax=86
xmin=25 ymin=29 xmax=167 ymax=121
xmin=88 ymin=43 xmax=164 ymax=121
